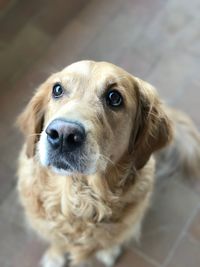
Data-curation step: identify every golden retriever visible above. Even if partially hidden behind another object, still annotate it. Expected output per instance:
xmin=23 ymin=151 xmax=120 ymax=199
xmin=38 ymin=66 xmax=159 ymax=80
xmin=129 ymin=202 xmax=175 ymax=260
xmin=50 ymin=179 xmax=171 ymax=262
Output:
xmin=17 ymin=60 xmax=200 ymax=267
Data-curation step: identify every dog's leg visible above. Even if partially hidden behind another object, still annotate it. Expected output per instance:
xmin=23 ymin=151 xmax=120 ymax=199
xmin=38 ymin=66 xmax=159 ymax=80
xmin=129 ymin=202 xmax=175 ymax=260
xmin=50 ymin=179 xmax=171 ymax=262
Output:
xmin=96 ymin=245 xmax=122 ymax=267
xmin=40 ymin=245 xmax=68 ymax=267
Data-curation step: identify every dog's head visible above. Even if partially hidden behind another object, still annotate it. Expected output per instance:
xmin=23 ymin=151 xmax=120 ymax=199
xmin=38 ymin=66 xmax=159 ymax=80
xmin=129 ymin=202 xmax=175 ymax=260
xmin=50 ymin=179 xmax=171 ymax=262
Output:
xmin=17 ymin=61 xmax=172 ymax=175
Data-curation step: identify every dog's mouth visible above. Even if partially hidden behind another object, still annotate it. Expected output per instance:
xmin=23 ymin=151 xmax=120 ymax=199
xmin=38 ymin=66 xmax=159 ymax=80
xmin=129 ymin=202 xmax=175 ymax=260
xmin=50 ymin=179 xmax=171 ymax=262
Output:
xmin=40 ymin=139 xmax=100 ymax=176
xmin=48 ymin=150 xmax=88 ymax=175
xmin=51 ymin=159 xmax=72 ymax=172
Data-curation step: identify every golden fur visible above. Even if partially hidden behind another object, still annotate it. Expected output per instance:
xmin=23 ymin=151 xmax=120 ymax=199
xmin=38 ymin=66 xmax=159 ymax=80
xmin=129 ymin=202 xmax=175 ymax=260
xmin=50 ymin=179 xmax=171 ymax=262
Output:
xmin=17 ymin=61 xmax=200 ymax=267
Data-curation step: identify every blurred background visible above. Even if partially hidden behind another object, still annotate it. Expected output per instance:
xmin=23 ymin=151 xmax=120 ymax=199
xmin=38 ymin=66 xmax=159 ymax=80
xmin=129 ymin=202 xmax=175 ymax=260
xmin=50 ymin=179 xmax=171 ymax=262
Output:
xmin=0 ymin=0 xmax=200 ymax=266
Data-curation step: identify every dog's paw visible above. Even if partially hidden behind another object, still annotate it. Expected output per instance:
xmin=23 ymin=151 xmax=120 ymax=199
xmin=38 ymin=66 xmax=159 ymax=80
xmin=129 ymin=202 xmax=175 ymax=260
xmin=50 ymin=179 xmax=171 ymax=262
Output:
xmin=96 ymin=246 xmax=122 ymax=267
xmin=40 ymin=251 xmax=66 ymax=267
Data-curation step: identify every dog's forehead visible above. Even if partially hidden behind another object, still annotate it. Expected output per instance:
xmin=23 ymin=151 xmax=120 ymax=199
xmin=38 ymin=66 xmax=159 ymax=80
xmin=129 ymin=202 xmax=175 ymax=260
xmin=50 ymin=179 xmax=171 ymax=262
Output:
xmin=61 ymin=61 xmax=129 ymax=86
xmin=64 ymin=60 xmax=92 ymax=76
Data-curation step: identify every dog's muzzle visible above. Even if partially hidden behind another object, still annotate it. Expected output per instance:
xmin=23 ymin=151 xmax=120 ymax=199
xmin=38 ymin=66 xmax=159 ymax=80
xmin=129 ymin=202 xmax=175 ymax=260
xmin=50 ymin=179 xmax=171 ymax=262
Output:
xmin=44 ymin=118 xmax=87 ymax=173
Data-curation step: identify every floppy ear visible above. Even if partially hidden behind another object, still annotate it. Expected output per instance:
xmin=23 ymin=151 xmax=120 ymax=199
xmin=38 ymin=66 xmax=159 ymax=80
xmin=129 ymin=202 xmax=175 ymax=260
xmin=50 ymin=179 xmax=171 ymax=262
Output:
xmin=17 ymin=85 xmax=47 ymax=158
xmin=132 ymin=78 xmax=173 ymax=170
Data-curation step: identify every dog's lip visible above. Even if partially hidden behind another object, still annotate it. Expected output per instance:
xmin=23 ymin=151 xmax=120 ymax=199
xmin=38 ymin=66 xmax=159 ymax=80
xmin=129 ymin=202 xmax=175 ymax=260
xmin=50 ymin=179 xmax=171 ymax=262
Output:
xmin=51 ymin=160 xmax=72 ymax=171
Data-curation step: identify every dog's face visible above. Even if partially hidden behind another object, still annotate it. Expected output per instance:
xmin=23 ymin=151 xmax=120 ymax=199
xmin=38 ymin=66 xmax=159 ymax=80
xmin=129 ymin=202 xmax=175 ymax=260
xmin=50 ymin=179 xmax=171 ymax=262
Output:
xmin=18 ymin=61 xmax=172 ymax=176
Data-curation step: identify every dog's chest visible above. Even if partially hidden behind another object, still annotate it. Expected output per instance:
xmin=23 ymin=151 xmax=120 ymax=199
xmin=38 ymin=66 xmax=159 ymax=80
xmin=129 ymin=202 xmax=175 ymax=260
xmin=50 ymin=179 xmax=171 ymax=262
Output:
xmin=21 ymin=174 xmax=121 ymax=248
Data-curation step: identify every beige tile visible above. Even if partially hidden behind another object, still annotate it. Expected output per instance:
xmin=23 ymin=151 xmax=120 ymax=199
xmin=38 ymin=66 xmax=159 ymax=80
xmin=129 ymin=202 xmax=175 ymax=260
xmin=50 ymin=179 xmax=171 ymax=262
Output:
xmin=188 ymin=208 xmax=200 ymax=243
xmin=0 ymin=24 xmax=51 ymax=85
xmin=115 ymin=249 xmax=157 ymax=267
xmin=0 ymin=161 xmax=15 ymax=204
xmin=135 ymin=177 xmax=200 ymax=264
xmin=0 ymin=121 xmax=9 ymax=141
xmin=146 ymin=51 xmax=200 ymax=103
xmin=44 ymin=0 xmax=124 ymax=67
xmin=34 ymin=0 xmax=89 ymax=36
xmin=93 ymin=249 xmax=157 ymax=267
xmin=0 ymin=125 xmax=22 ymax=173
xmin=0 ymin=0 xmax=10 ymax=10
xmin=0 ymin=59 xmax=57 ymax=126
xmin=167 ymin=235 xmax=200 ymax=267
xmin=0 ymin=188 xmax=25 ymax=228
xmin=0 ymin=0 xmax=46 ymax=41
xmin=0 ymin=215 xmax=47 ymax=267
xmin=80 ymin=0 xmax=165 ymax=64
xmin=135 ymin=0 xmax=200 ymax=57
xmin=0 ymin=0 xmax=16 ymax=16
xmin=174 ymin=82 xmax=200 ymax=128
xmin=117 ymin=44 xmax=158 ymax=79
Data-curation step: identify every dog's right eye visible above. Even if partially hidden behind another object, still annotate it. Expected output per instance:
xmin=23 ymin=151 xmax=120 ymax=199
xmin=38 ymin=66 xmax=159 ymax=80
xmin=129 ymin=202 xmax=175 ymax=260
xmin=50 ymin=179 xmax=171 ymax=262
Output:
xmin=52 ymin=83 xmax=64 ymax=98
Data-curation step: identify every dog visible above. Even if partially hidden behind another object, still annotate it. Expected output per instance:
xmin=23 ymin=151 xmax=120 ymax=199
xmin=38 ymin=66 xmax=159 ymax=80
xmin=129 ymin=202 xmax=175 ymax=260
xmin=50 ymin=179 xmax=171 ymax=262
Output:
xmin=17 ymin=60 xmax=200 ymax=267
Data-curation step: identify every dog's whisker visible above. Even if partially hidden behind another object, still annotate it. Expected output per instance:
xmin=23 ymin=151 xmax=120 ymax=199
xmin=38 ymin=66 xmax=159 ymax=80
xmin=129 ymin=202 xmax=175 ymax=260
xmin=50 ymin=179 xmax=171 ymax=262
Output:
xmin=98 ymin=154 xmax=122 ymax=174
xmin=98 ymin=153 xmax=115 ymax=166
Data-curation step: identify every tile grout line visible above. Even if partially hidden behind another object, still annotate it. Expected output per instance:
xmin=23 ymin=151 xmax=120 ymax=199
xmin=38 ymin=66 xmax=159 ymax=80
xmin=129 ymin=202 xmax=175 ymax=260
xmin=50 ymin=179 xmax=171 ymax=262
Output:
xmin=186 ymin=232 xmax=200 ymax=246
xmin=161 ymin=203 xmax=200 ymax=267
xmin=115 ymin=0 xmax=170 ymax=79
xmin=133 ymin=247 xmax=160 ymax=267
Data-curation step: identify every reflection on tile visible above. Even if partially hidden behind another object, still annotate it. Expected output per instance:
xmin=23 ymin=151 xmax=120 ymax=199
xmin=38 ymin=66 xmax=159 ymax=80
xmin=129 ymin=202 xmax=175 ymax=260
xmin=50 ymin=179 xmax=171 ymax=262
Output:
xmin=167 ymin=235 xmax=200 ymax=267
xmin=93 ymin=249 xmax=156 ymax=267
xmin=135 ymin=177 xmax=200 ymax=264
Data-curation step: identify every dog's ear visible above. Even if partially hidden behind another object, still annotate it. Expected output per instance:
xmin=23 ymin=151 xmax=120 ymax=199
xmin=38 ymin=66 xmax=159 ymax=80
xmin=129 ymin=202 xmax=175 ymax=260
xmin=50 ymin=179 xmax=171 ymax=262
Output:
xmin=131 ymin=78 xmax=173 ymax=170
xmin=17 ymin=84 xmax=48 ymax=158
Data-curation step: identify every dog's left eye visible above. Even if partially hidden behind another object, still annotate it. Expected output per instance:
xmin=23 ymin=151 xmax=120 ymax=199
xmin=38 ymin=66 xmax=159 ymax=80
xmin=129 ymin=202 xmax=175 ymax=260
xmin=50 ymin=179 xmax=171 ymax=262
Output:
xmin=106 ymin=89 xmax=123 ymax=107
xmin=52 ymin=83 xmax=64 ymax=98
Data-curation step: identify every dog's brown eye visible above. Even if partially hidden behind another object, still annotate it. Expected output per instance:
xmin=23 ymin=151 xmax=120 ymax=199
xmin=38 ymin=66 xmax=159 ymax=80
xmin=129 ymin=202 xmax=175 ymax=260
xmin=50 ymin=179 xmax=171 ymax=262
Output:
xmin=52 ymin=83 xmax=63 ymax=98
xmin=106 ymin=90 xmax=123 ymax=107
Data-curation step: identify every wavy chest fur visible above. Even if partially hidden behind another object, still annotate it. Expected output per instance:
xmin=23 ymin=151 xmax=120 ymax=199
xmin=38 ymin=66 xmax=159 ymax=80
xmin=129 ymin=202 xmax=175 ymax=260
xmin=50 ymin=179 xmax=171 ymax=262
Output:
xmin=18 ymin=151 xmax=155 ymax=260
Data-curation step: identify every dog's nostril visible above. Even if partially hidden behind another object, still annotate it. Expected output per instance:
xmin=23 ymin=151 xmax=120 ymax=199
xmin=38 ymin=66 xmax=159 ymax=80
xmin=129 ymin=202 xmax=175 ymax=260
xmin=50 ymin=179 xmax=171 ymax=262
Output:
xmin=48 ymin=129 xmax=59 ymax=140
xmin=68 ymin=133 xmax=82 ymax=144
xmin=46 ymin=127 xmax=60 ymax=148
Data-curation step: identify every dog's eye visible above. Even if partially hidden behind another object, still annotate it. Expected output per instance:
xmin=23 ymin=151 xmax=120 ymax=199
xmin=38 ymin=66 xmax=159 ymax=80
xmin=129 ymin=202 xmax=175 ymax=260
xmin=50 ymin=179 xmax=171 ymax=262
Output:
xmin=106 ymin=89 xmax=123 ymax=107
xmin=52 ymin=83 xmax=64 ymax=98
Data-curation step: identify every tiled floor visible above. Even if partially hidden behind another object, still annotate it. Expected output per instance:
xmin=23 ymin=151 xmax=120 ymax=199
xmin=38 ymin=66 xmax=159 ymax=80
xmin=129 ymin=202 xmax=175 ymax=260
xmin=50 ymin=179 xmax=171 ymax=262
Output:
xmin=0 ymin=0 xmax=200 ymax=266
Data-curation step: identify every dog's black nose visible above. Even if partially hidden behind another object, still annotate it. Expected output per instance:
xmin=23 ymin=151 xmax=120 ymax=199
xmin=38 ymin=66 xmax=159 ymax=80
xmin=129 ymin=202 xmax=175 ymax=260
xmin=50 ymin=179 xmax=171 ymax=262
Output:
xmin=46 ymin=119 xmax=86 ymax=152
